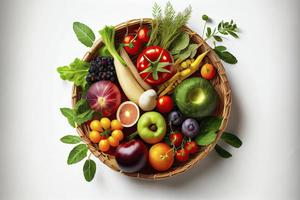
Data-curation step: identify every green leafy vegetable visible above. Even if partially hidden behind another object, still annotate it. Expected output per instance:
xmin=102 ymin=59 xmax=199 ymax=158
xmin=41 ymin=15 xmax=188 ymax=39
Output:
xmin=60 ymin=99 xmax=94 ymax=128
xmin=73 ymin=22 xmax=95 ymax=47
xmin=221 ymin=132 xmax=242 ymax=148
xmin=57 ymin=58 xmax=89 ymax=88
xmin=60 ymin=135 xmax=81 ymax=144
xmin=215 ymin=144 xmax=232 ymax=158
xmin=169 ymin=32 xmax=190 ymax=53
xmin=83 ymin=159 xmax=96 ymax=182
xmin=148 ymin=2 xmax=192 ymax=49
xmin=99 ymin=26 xmax=126 ymax=66
xmin=195 ymin=131 xmax=217 ymax=146
xmin=98 ymin=46 xmax=112 ymax=57
xmin=67 ymin=144 xmax=88 ymax=165
xmin=173 ymin=43 xmax=199 ymax=60
xmin=214 ymin=46 xmax=237 ymax=64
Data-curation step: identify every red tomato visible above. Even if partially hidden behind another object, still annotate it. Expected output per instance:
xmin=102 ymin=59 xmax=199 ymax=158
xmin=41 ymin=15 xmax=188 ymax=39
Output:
xmin=184 ymin=141 xmax=198 ymax=154
xmin=176 ymin=148 xmax=189 ymax=162
xmin=123 ymin=35 xmax=141 ymax=55
xmin=169 ymin=132 xmax=183 ymax=147
xmin=137 ymin=27 xmax=150 ymax=43
xmin=137 ymin=46 xmax=175 ymax=85
xmin=201 ymin=63 xmax=216 ymax=80
xmin=156 ymin=96 xmax=174 ymax=113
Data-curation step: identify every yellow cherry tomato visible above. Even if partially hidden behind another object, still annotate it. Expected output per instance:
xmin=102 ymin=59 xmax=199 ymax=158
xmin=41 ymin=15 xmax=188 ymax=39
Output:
xmin=90 ymin=120 xmax=103 ymax=132
xmin=89 ymin=130 xmax=101 ymax=143
xmin=111 ymin=130 xmax=124 ymax=141
xmin=108 ymin=136 xmax=119 ymax=147
xmin=100 ymin=117 xmax=111 ymax=130
xmin=99 ymin=139 xmax=110 ymax=152
xmin=111 ymin=119 xmax=123 ymax=130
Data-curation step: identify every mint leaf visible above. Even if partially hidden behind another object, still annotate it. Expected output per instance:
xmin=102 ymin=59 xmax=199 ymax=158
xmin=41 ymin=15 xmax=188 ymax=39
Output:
xmin=213 ymin=35 xmax=223 ymax=42
xmin=199 ymin=116 xmax=223 ymax=133
xmin=195 ymin=131 xmax=217 ymax=146
xmin=221 ymin=132 xmax=242 ymax=148
xmin=67 ymin=144 xmax=88 ymax=165
xmin=73 ymin=22 xmax=95 ymax=47
xmin=57 ymin=58 xmax=89 ymax=88
xmin=215 ymin=144 xmax=232 ymax=158
xmin=83 ymin=159 xmax=96 ymax=182
xmin=60 ymin=135 xmax=81 ymax=144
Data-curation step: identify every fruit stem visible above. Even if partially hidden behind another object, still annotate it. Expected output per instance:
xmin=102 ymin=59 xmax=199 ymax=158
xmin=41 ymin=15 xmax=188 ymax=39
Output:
xmin=126 ymin=131 xmax=139 ymax=141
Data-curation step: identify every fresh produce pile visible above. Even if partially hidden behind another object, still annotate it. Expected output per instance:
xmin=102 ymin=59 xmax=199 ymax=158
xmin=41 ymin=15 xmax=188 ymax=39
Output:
xmin=57 ymin=2 xmax=242 ymax=182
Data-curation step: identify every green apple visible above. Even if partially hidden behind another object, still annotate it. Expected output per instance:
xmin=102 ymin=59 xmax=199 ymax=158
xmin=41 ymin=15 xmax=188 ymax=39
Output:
xmin=137 ymin=112 xmax=166 ymax=144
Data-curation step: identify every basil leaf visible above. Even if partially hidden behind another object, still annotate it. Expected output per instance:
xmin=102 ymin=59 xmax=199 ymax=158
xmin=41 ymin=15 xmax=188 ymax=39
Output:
xmin=195 ymin=131 xmax=217 ymax=146
xmin=199 ymin=116 xmax=223 ymax=133
xmin=73 ymin=22 xmax=95 ymax=47
xmin=60 ymin=135 xmax=81 ymax=144
xmin=221 ymin=132 xmax=242 ymax=148
xmin=170 ymin=32 xmax=190 ymax=53
xmin=67 ymin=144 xmax=88 ymax=165
xmin=215 ymin=144 xmax=232 ymax=158
xmin=60 ymin=108 xmax=76 ymax=127
xmin=57 ymin=58 xmax=89 ymax=88
xmin=83 ymin=159 xmax=96 ymax=182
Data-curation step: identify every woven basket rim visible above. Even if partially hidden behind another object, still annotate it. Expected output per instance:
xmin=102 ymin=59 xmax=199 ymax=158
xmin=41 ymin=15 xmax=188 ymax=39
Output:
xmin=72 ymin=18 xmax=232 ymax=180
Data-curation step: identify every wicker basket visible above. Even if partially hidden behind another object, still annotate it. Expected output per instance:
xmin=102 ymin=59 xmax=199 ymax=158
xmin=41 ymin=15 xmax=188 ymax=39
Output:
xmin=72 ymin=18 xmax=232 ymax=180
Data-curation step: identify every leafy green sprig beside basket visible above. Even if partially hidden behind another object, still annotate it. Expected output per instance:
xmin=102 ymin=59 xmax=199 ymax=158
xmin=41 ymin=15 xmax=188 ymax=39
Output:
xmin=201 ymin=14 xmax=239 ymax=64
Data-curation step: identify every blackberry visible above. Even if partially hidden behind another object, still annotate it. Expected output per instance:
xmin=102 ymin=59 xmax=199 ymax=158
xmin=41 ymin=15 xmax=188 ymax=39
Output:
xmin=86 ymin=56 xmax=117 ymax=85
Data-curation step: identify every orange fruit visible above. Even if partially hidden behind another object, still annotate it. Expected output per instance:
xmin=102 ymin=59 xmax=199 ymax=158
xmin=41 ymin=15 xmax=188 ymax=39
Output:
xmin=149 ymin=143 xmax=174 ymax=171
xmin=111 ymin=119 xmax=123 ymax=130
xmin=90 ymin=120 xmax=103 ymax=132
xmin=108 ymin=136 xmax=119 ymax=147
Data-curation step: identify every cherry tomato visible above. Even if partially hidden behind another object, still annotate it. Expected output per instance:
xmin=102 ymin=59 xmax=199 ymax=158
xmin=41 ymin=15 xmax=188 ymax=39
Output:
xmin=108 ymin=136 xmax=119 ymax=147
xmin=169 ymin=132 xmax=183 ymax=147
xmin=112 ymin=130 xmax=124 ymax=141
xmin=137 ymin=27 xmax=150 ymax=43
xmin=184 ymin=141 xmax=198 ymax=154
xmin=176 ymin=148 xmax=189 ymax=162
xmin=123 ymin=35 xmax=141 ymax=55
xmin=99 ymin=139 xmax=110 ymax=152
xmin=89 ymin=130 xmax=101 ymax=143
xmin=100 ymin=117 xmax=111 ymax=130
xmin=90 ymin=120 xmax=103 ymax=132
xmin=137 ymin=46 xmax=175 ymax=85
xmin=111 ymin=119 xmax=123 ymax=130
xmin=201 ymin=63 xmax=216 ymax=80
xmin=156 ymin=96 xmax=174 ymax=113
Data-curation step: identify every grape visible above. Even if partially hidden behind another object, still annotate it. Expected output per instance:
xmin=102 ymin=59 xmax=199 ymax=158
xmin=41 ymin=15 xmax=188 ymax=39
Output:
xmin=86 ymin=56 xmax=117 ymax=85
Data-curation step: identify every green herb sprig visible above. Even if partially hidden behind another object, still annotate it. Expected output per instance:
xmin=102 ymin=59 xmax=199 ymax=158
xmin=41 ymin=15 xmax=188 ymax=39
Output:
xmin=148 ymin=2 xmax=192 ymax=49
xmin=201 ymin=15 xmax=239 ymax=64
xmin=61 ymin=135 xmax=97 ymax=182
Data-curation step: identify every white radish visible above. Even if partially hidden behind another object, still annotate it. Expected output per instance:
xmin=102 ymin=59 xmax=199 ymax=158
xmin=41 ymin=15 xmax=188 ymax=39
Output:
xmin=119 ymin=48 xmax=152 ymax=90
xmin=114 ymin=55 xmax=144 ymax=104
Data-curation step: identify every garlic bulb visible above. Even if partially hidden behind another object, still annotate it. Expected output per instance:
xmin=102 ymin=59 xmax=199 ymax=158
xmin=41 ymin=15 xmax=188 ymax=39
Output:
xmin=138 ymin=89 xmax=157 ymax=111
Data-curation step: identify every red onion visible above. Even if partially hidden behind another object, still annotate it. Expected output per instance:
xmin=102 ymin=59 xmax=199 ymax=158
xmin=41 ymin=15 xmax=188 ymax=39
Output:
xmin=87 ymin=81 xmax=121 ymax=116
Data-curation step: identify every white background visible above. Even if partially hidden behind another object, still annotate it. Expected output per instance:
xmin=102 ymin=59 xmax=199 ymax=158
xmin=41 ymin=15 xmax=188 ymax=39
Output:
xmin=0 ymin=0 xmax=299 ymax=200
